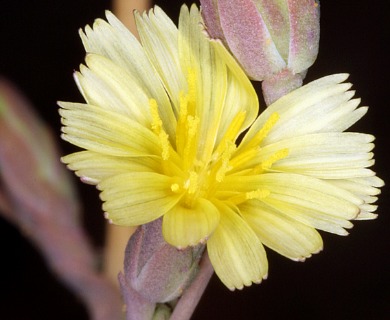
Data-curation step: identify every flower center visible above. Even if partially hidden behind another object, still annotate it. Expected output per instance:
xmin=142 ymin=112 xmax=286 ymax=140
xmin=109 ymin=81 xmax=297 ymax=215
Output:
xmin=149 ymin=70 xmax=288 ymax=209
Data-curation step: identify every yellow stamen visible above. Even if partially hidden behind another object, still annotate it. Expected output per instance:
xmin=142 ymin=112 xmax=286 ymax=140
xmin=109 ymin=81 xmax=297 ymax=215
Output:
xmin=244 ymin=112 xmax=280 ymax=150
xmin=150 ymin=98 xmax=170 ymax=160
xmin=159 ymin=131 xmax=170 ymax=160
xmin=229 ymin=148 xmax=258 ymax=170
xmin=182 ymin=115 xmax=199 ymax=170
xmin=253 ymin=148 xmax=289 ymax=174
xmin=171 ymin=183 xmax=180 ymax=193
xmin=215 ymin=111 xmax=246 ymax=157
xmin=229 ymin=112 xmax=281 ymax=172
xmin=150 ymin=99 xmax=163 ymax=133
xmin=185 ymin=171 xmax=199 ymax=195
xmin=176 ymin=68 xmax=199 ymax=168
xmin=187 ymin=68 xmax=197 ymax=115
xmin=215 ymin=141 xmax=236 ymax=182
xmin=261 ymin=148 xmax=289 ymax=170
xmin=229 ymin=188 xmax=270 ymax=205
xmin=176 ymin=92 xmax=189 ymax=155
xmin=246 ymin=189 xmax=270 ymax=200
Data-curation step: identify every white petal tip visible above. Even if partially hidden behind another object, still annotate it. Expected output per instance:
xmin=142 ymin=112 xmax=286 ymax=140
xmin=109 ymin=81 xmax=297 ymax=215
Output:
xmin=104 ymin=10 xmax=114 ymax=17
xmin=355 ymin=212 xmax=378 ymax=220
xmin=296 ymin=257 xmax=307 ymax=262
xmin=336 ymin=73 xmax=350 ymax=82
xmin=255 ymin=273 xmax=268 ymax=283
xmin=80 ymin=176 xmax=99 ymax=185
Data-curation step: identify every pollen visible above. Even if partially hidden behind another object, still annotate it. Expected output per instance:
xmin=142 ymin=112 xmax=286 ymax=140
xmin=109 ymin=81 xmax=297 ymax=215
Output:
xmin=182 ymin=115 xmax=199 ymax=167
xmin=215 ymin=111 xmax=246 ymax=157
xmin=229 ymin=112 xmax=282 ymax=171
xmin=229 ymin=188 xmax=270 ymax=205
xmin=245 ymin=112 xmax=280 ymax=150
xmin=246 ymin=189 xmax=270 ymax=200
xmin=173 ymin=67 xmax=203 ymax=175
xmin=215 ymin=141 xmax=236 ymax=182
xmin=171 ymin=183 xmax=180 ymax=193
xmin=187 ymin=67 xmax=197 ymax=114
xmin=253 ymin=148 xmax=289 ymax=174
xmin=150 ymin=98 xmax=163 ymax=133
xmin=186 ymin=171 xmax=199 ymax=194
xmin=150 ymin=98 xmax=171 ymax=160
xmin=159 ymin=131 xmax=171 ymax=160
xmin=261 ymin=148 xmax=289 ymax=169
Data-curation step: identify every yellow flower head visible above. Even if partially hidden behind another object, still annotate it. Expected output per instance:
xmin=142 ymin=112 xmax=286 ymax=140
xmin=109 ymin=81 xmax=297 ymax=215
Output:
xmin=59 ymin=5 xmax=383 ymax=290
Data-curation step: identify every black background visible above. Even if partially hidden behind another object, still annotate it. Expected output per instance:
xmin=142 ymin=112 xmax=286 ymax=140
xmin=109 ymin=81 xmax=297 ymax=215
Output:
xmin=0 ymin=1 xmax=389 ymax=319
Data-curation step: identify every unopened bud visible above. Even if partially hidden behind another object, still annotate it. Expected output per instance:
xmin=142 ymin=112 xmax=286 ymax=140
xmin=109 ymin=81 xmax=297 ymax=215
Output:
xmin=120 ymin=219 xmax=204 ymax=305
xmin=201 ymin=0 xmax=320 ymax=104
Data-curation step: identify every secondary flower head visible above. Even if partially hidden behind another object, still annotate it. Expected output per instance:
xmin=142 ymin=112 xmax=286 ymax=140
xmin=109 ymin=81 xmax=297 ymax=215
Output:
xmin=200 ymin=0 xmax=320 ymax=80
xmin=200 ymin=0 xmax=320 ymax=104
xmin=60 ymin=4 xmax=383 ymax=290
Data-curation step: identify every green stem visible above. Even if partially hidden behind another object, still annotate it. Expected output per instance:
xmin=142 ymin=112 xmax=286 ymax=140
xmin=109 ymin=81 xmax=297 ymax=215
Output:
xmin=119 ymin=272 xmax=156 ymax=320
xmin=261 ymin=69 xmax=304 ymax=106
xmin=170 ymin=252 xmax=214 ymax=320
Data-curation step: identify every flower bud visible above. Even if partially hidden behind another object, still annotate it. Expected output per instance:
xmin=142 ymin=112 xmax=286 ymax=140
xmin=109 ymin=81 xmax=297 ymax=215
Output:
xmin=201 ymin=0 xmax=320 ymax=104
xmin=120 ymin=219 xmax=204 ymax=305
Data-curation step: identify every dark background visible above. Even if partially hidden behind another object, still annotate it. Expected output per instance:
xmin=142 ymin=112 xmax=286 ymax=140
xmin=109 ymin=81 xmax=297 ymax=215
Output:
xmin=0 ymin=1 xmax=388 ymax=319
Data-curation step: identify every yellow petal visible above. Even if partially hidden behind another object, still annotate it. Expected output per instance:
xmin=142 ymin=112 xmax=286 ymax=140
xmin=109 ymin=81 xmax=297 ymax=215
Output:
xmin=329 ymin=176 xmax=383 ymax=199
xmin=77 ymin=54 xmax=151 ymax=126
xmin=237 ymin=132 xmax=375 ymax=179
xmin=99 ymin=172 xmax=181 ymax=226
xmin=329 ymin=176 xmax=383 ymax=220
xmin=240 ymin=200 xmax=323 ymax=261
xmin=225 ymin=173 xmax=362 ymax=207
xmin=210 ymin=36 xmax=259 ymax=140
xmin=240 ymin=74 xmax=352 ymax=148
xmin=263 ymin=197 xmax=353 ymax=235
xmin=62 ymin=151 xmax=161 ymax=184
xmin=135 ymin=7 xmax=185 ymax=116
xmin=262 ymin=80 xmax=367 ymax=143
xmin=178 ymin=4 xmax=226 ymax=161
xmin=207 ymin=202 xmax=268 ymax=290
xmin=222 ymin=173 xmax=363 ymax=235
xmin=59 ymin=102 xmax=160 ymax=157
xmin=355 ymin=211 xmax=378 ymax=220
xmin=162 ymin=198 xmax=220 ymax=248
xmin=79 ymin=11 xmax=177 ymax=140
xmin=269 ymin=133 xmax=375 ymax=179
xmin=178 ymin=5 xmax=259 ymax=162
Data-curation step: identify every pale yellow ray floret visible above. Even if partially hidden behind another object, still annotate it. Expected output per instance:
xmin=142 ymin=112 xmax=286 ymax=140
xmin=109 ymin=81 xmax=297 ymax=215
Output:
xmin=59 ymin=4 xmax=384 ymax=290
